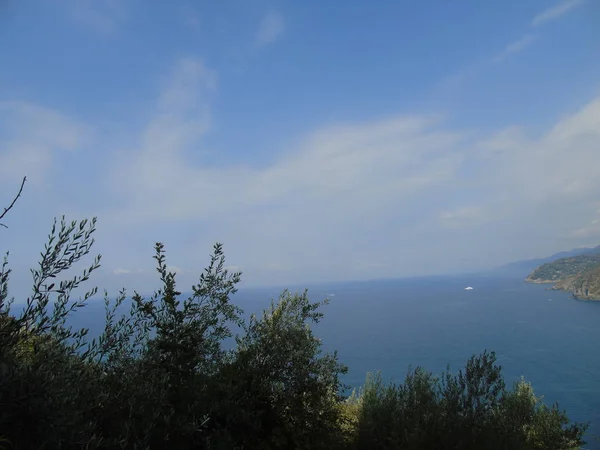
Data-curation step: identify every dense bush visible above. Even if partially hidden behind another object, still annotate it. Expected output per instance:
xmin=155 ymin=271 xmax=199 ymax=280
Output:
xmin=0 ymin=184 xmax=590 ymax=449
xmin=346 ymin=354 xmax=587 ymax=450
xmin=0 ymin=216 xmax=349 ymax=449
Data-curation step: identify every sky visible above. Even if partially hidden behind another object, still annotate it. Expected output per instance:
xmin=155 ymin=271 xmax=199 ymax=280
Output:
xmin=1 ymin=0 xmax=600 ymax=299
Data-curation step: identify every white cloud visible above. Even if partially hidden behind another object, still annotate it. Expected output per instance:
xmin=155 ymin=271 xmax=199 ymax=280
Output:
xmin=95 ymin=58 xmax=600 ymax=282
xmin=0 ymin=102 xmax=90 ymax=186
xmin=167 ymin=265 xmax=185 ymax=274
xmin=113 ymin=268 xmax=131 ymax=275
xmin=504 ymin=35 xmax=537 ymax=53
xmin=256 ymin=11 xmax=285 ymax=47
xmin=5 ymin=56 xmax=600 ymax=287
xmin=532 ymin=0 xmax=585 ymax=26
xmin=110 ymin=97 xmax=463 ymax=227
xmin=157 ymin=57 xmax=217 ymax=112
xmin=105 ymin=58 xmax=216 ymax=225
xmin=492 ymin=0 xmax=587 ymax=64
xmin=445 ymin=98 xmax=600 ymax=252
xmin=493 ymin=34 xmax=537 ymax=62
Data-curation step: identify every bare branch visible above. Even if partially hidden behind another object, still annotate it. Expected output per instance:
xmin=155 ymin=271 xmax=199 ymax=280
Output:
xmin=0 ymin=176 xmax=26 ymax=228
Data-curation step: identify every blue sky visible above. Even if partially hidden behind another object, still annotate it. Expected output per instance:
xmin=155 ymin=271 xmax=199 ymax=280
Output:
xmin=1 ymin=0 xmax=600 ymax=299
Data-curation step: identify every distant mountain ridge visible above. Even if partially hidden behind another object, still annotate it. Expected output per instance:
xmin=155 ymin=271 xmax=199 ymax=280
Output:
xmin=496 ymin=245 xmax=600 ymax=275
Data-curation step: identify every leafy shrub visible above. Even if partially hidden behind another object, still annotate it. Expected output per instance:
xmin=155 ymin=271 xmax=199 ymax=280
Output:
xmin=0 ymin=215 xmax=347 ymax=449
xmin=350 ymin=352 xmax=588 ymax=450
xmin=214 ymin=290 xmax=348 ymax=449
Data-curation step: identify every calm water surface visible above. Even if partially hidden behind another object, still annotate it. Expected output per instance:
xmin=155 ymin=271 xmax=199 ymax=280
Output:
xmin=237 ymin=275 xmax=600 ymax=447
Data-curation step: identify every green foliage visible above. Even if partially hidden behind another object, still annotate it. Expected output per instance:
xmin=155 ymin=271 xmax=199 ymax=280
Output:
xmin=501 ymin=378 xmax=588 ymax=450
xmin=527 ymin=254 xmax=600 ymax=282
xmin=0 ymin=216 xmax=347 ymax=449
xmin=349 ymin=353 xmax=588 ymax=450
xmin=0 ymin=208 xmax=591 ymax=449
xmin=86 ymin=241 xmax=245 ymax=449
xmin=527 ymin=252 xmax=600 ymax=299
xmin=0 ymin=216 xmax=103 ymax=448
xmin=214 ymin=290 xmax=348 ymax=449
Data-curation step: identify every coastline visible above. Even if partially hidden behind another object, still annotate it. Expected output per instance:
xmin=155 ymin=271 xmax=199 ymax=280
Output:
xmin=526 ymin=277 xmax=600 ymax=301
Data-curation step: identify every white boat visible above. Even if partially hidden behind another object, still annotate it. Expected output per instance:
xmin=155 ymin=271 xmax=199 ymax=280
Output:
xmin=464 ymin=286 xmax=474 ymax=290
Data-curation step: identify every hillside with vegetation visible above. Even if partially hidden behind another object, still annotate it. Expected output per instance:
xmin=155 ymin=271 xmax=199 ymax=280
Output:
xmin=0 ymin=179 xmax=590 ymax=449
xmin=553 ymin=266 xmax=600 ymax=301
xmin=525 ymin=250 xmax=600 ymax=300
xmin=526 ymin=254 xmax=600 ymax=283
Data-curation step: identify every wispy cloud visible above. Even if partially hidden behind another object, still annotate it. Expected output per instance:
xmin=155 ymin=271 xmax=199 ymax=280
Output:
xmin=532 ymin=0 xmax=585 ymax=26
xmin=4 ymin=57 xmax=600 ymax=289
xmin=256 ymin=11 xmax=285 ymax=47
xmin=493 ymin=34 xmax=537 ymax=62
xmin=112 ymin=267 xmax=146 ymax=276
xmin=0 ymin=102 xmax=90 ymax=186
xmin=98 ymin=58 xmax=600 ymax=281
xmin=110 ymin=77 xmax=461 ymax=226
xmin=106 ymin=57 xmax=216 ymax=217
xmin=157 ymin=57 xmax=217 ymax=111
xmin=66 ymin=0 xmax=129 ymax=34
xmin=492 ymin=0 xmax=587 ymax=64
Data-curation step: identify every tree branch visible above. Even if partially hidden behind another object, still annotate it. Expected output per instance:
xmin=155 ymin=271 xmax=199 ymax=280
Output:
xmin=0 ymin=176 xmax=26 ymax=228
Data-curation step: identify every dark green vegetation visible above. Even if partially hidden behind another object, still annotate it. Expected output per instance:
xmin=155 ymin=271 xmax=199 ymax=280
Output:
xmin=0 ymin=182 xmax=590 ymax=449
xmin=526 ymin=254 xmax=600 ymax=283
xmin=526 ymin=252 xmax=600 ymax=300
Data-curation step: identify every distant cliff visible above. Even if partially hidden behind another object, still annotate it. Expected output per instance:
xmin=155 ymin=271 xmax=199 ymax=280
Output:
xmin=526 ymin=253 xmax=600 ymax=300
xmin=552 ymin=266 xmax=600 ymax=300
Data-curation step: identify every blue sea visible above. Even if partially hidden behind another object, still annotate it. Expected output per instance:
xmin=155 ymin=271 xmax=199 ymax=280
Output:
xmin=45 ymin=274 xmax=600 ymax=447
xmin=235 ymin=274 xmax=600 ymax=448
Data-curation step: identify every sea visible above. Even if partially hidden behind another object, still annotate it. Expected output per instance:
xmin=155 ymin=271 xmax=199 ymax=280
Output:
xmin=24 ymin=273 xmax=600 ymax=448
